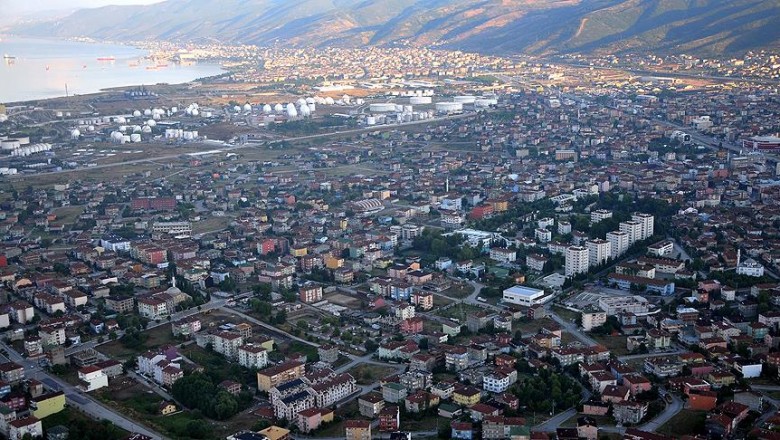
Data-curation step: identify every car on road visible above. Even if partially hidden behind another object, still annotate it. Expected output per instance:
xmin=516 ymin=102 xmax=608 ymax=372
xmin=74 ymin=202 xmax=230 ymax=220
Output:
xmin=664 ymin=393 xmax=673 ymax=404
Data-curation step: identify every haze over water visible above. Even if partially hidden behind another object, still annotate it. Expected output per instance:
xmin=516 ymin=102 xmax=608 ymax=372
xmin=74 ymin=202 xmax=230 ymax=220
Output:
xmin=0 ymin=36 xmax=223 ymax=103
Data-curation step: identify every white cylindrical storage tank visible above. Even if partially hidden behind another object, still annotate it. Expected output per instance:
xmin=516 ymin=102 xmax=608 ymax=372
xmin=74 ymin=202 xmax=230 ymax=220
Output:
xmin=142 ymin=125 xmax=152 ymax=133
xmin=16 ymin=136 xmax=30 ymax=145
xmin=306 ymin=97 xmax=315 ymax=104
xmin=403 ymin=105 xmax=413 ymax=113
xmin=454 ymin=95 xmax=476 ymax=104
xmin=122 ymin=135 xmax=131 ymax=144
xmin=87 ymin=125 xmax=95 ymax=132
xmin=410 ymin=96 xmax=431 ymax=105
xmin=70 ymin=129 xmax=81 ymax=139
xmin=243 ymin=103 xmax=252 ymax=113
xmin=56 ymin=111 xmax=63 ymax=118
xmin=324 ymin=97 xmax=335 ymax=105
xmin=130 ymin=134 xmax=142 ymax=143
xmin=435 ymin=102 xmax=463 ymax=113
xmin=307 ymin=103 xmax=316 ymax=112
xmin=111 ymin=131 xmax=123 ymax=142
xmin=0 ymin=114 xmax=8 ymax=123
xmin=475 ymin=98 xmax=498 ymax=107
xmin=153 ymin=113 xmax=161 ymax=120
xmin=369 ymin=103 xmax=397 ymax=113
xmin=203 ymin=111 xmax=211 ymax=118
xmin=191 ymin=109 xmax=199 ymax=116
xmin=366 ymin=116 xmax=376 ymax=125
xmin=296 ymin=98 xmax=307 ymax=107
xmin=144 ymin=109 xmax=152 ymax=116
xmin=116 ymin=116 xmax=126 ymax=124
xmin=171 ymin=106 xmax=178 ymax=113
xmin=133 ymin=125 xmax=142 ymax=133
xmin=119 ymin=126 xmax=128 ymax=133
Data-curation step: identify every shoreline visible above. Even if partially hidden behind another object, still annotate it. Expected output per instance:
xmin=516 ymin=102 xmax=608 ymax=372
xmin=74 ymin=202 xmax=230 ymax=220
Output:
xmin=1 ymin=35 xmax=227 ymax=104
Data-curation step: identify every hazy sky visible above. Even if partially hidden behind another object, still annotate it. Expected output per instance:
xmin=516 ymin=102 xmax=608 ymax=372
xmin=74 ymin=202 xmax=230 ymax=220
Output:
xmin=2 ymin=0 xmax=164 ymax=15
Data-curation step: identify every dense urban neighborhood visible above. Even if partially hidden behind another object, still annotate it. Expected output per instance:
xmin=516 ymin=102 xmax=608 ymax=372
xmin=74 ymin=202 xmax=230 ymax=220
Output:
xmin=3 ymin=35 xmax=780 ymax=440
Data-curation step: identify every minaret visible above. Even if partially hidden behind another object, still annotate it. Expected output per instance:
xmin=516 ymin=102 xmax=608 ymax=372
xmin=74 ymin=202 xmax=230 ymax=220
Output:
xmin=737 ymin=249 xmax=741 ymax=267
xmin=445 ymin=177 xmax=450 ymax=193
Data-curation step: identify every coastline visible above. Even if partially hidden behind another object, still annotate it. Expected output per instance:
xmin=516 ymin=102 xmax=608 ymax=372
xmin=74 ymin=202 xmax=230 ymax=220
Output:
xmin=1 ymin=35 xmax=226 ymax=104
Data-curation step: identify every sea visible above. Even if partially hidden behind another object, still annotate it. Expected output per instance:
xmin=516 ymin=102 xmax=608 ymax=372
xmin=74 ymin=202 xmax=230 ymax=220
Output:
xmin=0 ymin=36 xmax=224 ymax=103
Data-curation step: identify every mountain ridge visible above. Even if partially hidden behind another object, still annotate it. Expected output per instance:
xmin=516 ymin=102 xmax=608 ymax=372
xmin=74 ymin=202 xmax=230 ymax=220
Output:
xmin=7 ymin=0 xmax=780 ymax=56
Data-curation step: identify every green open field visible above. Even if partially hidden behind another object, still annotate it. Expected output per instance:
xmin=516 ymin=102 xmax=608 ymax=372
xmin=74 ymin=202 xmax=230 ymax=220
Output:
xmin=591 ymin=334 xmax=630 ymax=356
xmin=98 ymin=323 xmax=181 ymax=361
xmin=347 ymin=363 xmax=398 ymax=385
xmin=658 ymin=409 xmax=707 ymax=437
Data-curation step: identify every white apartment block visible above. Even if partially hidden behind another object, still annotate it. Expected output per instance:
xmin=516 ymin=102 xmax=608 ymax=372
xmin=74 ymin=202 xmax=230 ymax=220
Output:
xmin=587 ymin=239 xmax=612 ymax=267
xmin=631 ymin=213 xmax=654 ymax=241
xmin=581 ymin=310 xmax=608 ymax=331
xmin=591 ymin=209 xmax=613 ymax=223
xmin=565 ymin=246 xmax=589 ymax=277
xmin=311 ymin=374 xmax=359 ymax=407
xmin=607 ymin=230 xmax=630 ymax=259
xmin=619 ymin=221 xmax=643 ymax=245
xmin=151 ymin=221 xmax=192 ymax=236
xmin=489 ymin=247 xmax=517 ymax=263
xmin=558 ymin=221 xmax=572 ymax=235
xmin=238 ymin=344 xmax=269 ymax=369
xmin=214 ymin=332 xmax=244 ymax=361
xmin=535 ymin=228 xmax=552 ymax=243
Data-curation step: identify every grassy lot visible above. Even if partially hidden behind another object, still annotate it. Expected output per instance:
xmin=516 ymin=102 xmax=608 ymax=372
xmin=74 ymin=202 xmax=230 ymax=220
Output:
xmin=192 ymin=215 xmax=233 ymax=235
xmin=514 ymin=317 xmax=557 ymax=337
xmin=591 ymin=334 xmax=630 ymax=356
xmin=440 ymin=283 xmax=474 ymax=299
xmin=98 ymin=323 xmax=181 ymax=361
xmin=434 ymin=303 xmax=483 ymax=322
xmin=658 ymin=409 xmax=707 ymax=437
xmin=348 ymin=364 xmax=398 ymax=385
xmin=401 ymin=414 xmax=443 ymax=431
xmin=52 ymin=205 xmax=85 ymax=225
xmin=552 ymin=305 xmax=580 ymax=323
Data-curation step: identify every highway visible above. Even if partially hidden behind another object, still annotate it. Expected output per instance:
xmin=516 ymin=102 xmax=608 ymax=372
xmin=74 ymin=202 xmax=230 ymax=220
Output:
xmin=0 ymin=340 xmax=166 ymax=440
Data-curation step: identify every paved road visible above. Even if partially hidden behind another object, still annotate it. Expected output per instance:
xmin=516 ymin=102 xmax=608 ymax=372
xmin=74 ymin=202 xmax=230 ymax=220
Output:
xmin=639 ymin=391 xmax=683 ymax=432
xmin=617 ymin=350 xmax=686 ymax=362
xmin=535 ymin=389 xmax=592 ymax=432
xmin=292 ymin=430 xmax=438 ymax=440
xmin=547 ymin=309 xmax=597 ymax=347
xmin=0 ymin=341 xmax=166 ymax=440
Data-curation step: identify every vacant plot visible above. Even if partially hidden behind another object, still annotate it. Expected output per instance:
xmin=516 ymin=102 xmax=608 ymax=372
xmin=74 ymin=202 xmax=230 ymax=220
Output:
xmin=658 ymin=409 xmax=707 ymax=437
xmin=325 ymin=292 xmax=362 ymax=308
xmin=98 ymin=323 xmax=180 ymax=360
xmin=435 ymin=303 xmax=483 ymax=322
xmin=552 ymin=306 xmax=579 ymax=323
xmin=440 ymin=283 xmax=474 ymax=299
xmin=591 ymin=334 xmax=630 ymax=356
xmin=348 ymin=364 xmax=398 ymax=385
xmin=192 ymin=215 xmax=233 ymax=235
xmin=52 ymin=206 xmax=85 ymax=225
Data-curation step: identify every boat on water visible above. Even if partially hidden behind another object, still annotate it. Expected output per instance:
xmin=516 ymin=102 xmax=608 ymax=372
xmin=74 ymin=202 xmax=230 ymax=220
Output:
xmin=3 ymin=54 xmax=16 ymax=60
xmin=97 ymin=56 xmax=116 ymax=61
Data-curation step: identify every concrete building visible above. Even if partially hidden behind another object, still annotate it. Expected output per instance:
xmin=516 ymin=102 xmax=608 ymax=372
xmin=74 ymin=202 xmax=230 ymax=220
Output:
xmin=631 ymin=213 xmax=654 ymax=241
xmin=586 ymin=239 xmax=611 ymax=267
xmin=565 ymin=246 xmax=589 ymax=277
xmin=607 ymin=231 xmax=630 ymax=259
xmin=619 ymin=221 xmax=643 ymax=245
xmin=501 ymin=286 xmax=549 ymax=307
